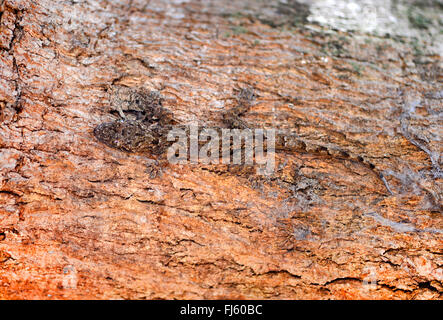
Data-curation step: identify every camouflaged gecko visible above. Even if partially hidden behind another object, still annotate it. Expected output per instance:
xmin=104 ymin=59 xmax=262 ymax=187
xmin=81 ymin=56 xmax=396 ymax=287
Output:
xmin=93 ymin=85 xmax=392 ymax=194
xmin=93 ymin=85 xmax=174 ymax=155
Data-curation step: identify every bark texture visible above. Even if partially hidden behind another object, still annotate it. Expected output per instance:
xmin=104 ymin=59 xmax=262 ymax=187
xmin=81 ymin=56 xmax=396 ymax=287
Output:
xmin=0 ymin=0 xmax=442 ymax=299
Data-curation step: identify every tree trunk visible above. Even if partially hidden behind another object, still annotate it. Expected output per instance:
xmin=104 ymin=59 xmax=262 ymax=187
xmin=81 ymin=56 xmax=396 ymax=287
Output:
xmin=0 ymin=0 xmax=441 ymax=299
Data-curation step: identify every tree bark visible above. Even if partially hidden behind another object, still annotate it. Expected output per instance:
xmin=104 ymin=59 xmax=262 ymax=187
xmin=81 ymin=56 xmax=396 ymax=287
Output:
xmin=0 ymin=0 xmax=441 ymax=299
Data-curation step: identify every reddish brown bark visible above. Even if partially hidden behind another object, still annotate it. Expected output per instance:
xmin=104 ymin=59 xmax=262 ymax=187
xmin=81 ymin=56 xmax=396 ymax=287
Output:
xmin=0 ymin=0 xmax=441 ymax=299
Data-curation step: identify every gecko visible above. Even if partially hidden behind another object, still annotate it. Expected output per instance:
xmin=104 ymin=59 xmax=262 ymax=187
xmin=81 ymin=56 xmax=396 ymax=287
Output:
xmin=93 ymin=86 xmax=392 ymax=195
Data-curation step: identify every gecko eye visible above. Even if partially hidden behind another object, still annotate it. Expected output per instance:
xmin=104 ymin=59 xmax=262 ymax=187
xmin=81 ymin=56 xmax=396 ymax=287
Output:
xmin=340 ymin=151 xmax=349 ymax=158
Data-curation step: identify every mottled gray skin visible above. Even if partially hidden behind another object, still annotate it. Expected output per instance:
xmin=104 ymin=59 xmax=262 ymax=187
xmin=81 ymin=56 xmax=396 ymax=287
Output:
xmin=107 ymin=85 xmax=165 ymax=122
xmin=222 ymin=87 xmax=256 ymax=129
xmin=94 ymin=86 xmax=393 ymax=194
xmin=93 ymin=120 xmax=171 ymax=154
xmin=95 ymin=86 xmax=256 ymax=154
xmin=95 ymin=86 xmax=368 ymax=161
xmin=94 ymin=86 xmax=174 ymax=154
